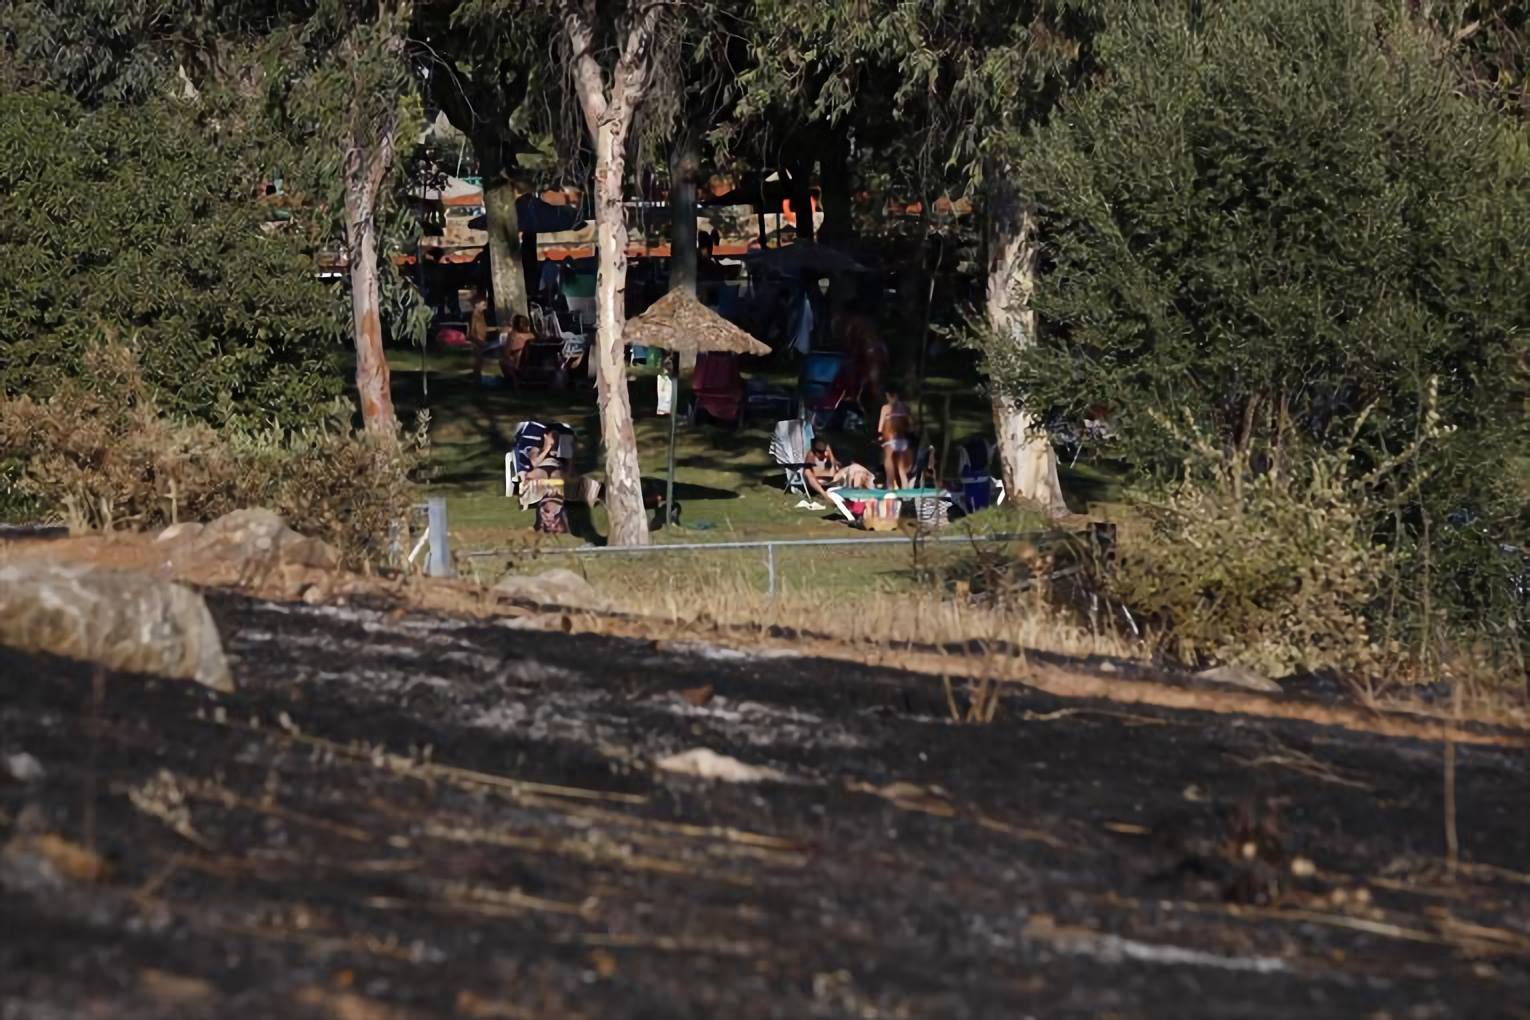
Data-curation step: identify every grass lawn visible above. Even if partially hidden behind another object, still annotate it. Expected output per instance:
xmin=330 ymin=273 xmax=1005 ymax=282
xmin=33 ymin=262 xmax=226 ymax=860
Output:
xmin=386 ymin=344 xmax=1123 ymax=596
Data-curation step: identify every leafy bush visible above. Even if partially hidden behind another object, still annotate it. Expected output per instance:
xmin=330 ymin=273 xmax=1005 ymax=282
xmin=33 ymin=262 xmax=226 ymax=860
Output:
xmin=1003 ymin=0 xmax=1529 ymax=660
xmin=0 ymin=87 xmax=344 ymax=427
xmin=1110 ymin=437 xmax=1393 ymax=679
xmin=0 ymin=343 xmax=424 ymax=565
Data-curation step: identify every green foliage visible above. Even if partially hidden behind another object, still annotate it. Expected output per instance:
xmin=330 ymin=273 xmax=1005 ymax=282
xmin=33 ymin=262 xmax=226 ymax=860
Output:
xmin=0 ymin=342 xmax=425 ymax=564
xmin=1005 ymin=0 xmax=1529 ymax=653
xmin=0 ymin=88 xmax=344 ymax=426
xmin=0 ymin=0 xmax=219 ymax=103
xmin=740 ymin=0 xmax=1100 ymax=190
xmin=1110 ymin=426 xmax=1400 ymax=679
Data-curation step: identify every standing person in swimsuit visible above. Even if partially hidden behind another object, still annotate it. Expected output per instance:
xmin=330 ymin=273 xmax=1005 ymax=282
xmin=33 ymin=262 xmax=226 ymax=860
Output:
xmin=499 ymin=314 xmax=535 ymax=391
xmin=878 ymin=388 xmax=914 ymax=489
xmin=467 ymin=292 xmax=492 ymax=385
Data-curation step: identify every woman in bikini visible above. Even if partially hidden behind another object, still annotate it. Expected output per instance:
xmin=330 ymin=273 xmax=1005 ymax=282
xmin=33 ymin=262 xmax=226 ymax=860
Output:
xmin=877 ymin=388 xmax=914 ymax=489
xmin=499 ymin=314 xmax=536 ymax=391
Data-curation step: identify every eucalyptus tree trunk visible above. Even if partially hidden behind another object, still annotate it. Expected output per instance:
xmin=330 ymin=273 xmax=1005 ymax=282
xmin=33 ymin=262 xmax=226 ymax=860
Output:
xmin=788 ymin=157 xmax=814 ymax=242
xmin=479 ymin=150 xmax=528 ymax=321
xmin=985 ymin=173 xmax=1067 ymax=516
xmin=563 ymin=0 xmax=666 ymax=546
xmin=343 ymin=127 xmax=397 ymax=436
xmin=817 ymin=131 xmax=853 ymax=247
xmin=668 ymin=122 xmax=699 ymax=297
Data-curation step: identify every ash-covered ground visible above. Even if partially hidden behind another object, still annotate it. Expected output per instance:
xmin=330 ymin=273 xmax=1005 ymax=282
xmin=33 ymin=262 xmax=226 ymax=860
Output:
xmin=3 ymin=591 xmax=1529 ymax=1019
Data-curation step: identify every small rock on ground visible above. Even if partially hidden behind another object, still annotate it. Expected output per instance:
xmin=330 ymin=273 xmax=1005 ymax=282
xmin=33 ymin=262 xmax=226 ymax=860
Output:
xmin=655 ymin=748 xmax=787 ymax=783
xmin=493 ymin=568 xmax=607 ymax=611
xmin=2 ymin=752 xmax=45 ymax=784
xmin=1194 ymin=664 xmax=1283 ymax=695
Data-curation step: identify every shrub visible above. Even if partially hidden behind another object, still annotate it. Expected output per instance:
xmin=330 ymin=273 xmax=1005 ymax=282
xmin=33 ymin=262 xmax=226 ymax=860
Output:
xmin=0 ymin=343 xmax=424 ymax=565
xmin=1111 ymin=444 xmax=1391 ymax=679
xmin=1003 ymin=0 xmax=1529 ymax=660
xmin=0 ymin=87 xmax=345 ymax=428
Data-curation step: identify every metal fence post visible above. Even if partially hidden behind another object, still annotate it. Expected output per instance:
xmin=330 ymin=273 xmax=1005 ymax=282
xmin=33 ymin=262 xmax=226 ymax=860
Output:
xmin=766 ymin=542 xmax=776 ymax=598
xmin=426 ymin=497 xmax=452 ymax=578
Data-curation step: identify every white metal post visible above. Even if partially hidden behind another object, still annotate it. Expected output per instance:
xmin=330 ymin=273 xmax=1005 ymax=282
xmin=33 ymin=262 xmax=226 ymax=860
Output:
xmin=426 ymin=497 xmax=452 ymax=578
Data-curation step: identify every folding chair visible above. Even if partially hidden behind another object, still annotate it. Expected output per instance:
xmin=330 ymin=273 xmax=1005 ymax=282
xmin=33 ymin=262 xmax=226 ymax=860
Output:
xmin=688 ymin=351 xmax=745 ymax=427
xmin=769 ymin=418 xmax=815 ymax=494
xmin=797 ymin=350 xmax=859 ymax=429
xmin=956 ymin=436 xmax=998 ymax=512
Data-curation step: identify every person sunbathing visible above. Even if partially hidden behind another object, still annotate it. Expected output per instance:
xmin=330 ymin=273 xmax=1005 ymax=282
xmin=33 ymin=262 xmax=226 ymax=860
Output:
xmin=832 ymin=461 xmax=876 ymax=490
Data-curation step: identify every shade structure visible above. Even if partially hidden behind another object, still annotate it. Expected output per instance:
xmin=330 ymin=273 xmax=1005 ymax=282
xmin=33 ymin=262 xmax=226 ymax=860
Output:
xmin=740 ymin=240 xmax=871 ymax=277
xmin=466 ymin=193 xmax=588 ymax=234
xmin=699 ymin=174 xmax=790 ymax=209
xmin=624 ymin=290 xmax=770 ymax=528
xmin=622 ymin=289 xmax=771 ymax=357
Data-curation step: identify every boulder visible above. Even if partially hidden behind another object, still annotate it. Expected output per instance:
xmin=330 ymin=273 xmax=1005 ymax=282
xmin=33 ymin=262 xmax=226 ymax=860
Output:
xmin=0 ymin=560 xmax=233 ymax=691
xmin=158 ymin=508 xmax=340 ymax=586
xmin=195 ymin=508 xmax=339 ymax=569
xmin=1193 ymin=664 xmax=1282 ymax=695
xmin=492 ymin=568 xmax=606 ymax=611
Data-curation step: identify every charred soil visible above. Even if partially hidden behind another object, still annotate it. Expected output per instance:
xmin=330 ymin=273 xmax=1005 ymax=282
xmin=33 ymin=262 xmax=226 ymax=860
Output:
xmin=3 ymin=591 xmax=1529 ymax=1018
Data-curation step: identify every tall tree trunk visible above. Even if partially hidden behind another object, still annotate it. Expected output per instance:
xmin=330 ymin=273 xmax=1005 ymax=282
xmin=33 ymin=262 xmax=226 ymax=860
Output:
xmin=817 ymin=130 xmax=853 ymax=247
xmin=343 ymin=119 xmax=397 ymax=436
xmin=985 ymin=173 xmax=1067 ymax=516
xmin=479 ymin=149 xmax=528 ymax=321
xmin=343 ymin=194 xmax=396 ymax=436
xmin=520 ymin=229 xmax=539 ymax=306
xmin=788 ymin=158 xmax=815 ymax=242
xmin=563 ymin=0 xmax=665 ymax=547
xmin=668 ymin=122 xmax=699 ymax=297
xmin=590 ymin=129 xmax=649 ymax=545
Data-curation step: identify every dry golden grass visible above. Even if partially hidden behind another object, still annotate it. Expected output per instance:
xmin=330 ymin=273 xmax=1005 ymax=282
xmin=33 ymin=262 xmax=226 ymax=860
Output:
xmin=595 ymin=566 xmax=1138 ymax=663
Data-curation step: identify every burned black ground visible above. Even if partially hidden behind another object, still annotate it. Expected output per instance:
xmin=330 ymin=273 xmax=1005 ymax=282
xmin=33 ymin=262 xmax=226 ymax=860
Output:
xmin=3 ymin=592 xmax=1529 ymax=1018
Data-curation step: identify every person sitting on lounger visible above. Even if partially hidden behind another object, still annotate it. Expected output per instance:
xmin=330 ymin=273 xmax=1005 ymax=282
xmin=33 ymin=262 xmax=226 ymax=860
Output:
xmin=803 ymin=437 xmax=840 ymax=501
xmin=522 ymin=431 xmax=569 ymax=533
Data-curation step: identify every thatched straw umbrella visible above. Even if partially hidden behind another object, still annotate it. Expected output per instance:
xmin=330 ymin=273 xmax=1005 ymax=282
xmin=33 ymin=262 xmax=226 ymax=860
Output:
xmin=623 ymin=290 xmax=771 ymax=525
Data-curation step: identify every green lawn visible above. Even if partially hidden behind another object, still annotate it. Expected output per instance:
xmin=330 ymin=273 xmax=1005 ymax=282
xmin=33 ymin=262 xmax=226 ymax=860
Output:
xmin=386 ymin=344 xmax=1122 ymax=594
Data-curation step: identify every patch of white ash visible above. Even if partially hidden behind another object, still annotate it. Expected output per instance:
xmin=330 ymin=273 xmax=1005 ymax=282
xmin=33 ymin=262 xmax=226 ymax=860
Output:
xmin=650 ymin=694 xmax=865 ymax=750
xmin=662 ymin=641 xmax=804 ymax=663
xmin=467 ymin=688 xmax=636 ymax=748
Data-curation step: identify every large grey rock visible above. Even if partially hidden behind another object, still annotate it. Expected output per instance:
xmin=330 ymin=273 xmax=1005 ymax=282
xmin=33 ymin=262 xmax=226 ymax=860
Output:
xmin=492 ymin=568 xmax=606 ymax=611
xmin=158 ymin=508 xmax=339 ymax=578
xmin=0 ymin=560 xmax=232 ymax=691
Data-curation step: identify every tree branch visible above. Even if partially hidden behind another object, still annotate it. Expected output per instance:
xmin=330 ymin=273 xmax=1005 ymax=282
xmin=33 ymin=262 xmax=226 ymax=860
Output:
xmin=561 ymin=0 xmax=608 ymax=136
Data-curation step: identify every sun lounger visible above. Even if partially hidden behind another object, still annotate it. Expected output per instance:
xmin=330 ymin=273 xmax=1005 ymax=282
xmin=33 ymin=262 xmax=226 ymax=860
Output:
xmin=824 ymin=486 xmax=955 ymax=527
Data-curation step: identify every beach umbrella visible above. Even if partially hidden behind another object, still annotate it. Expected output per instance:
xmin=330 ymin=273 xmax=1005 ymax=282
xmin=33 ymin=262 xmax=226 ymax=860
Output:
xmin=623 ymin=290 xmax=771 ymax=526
